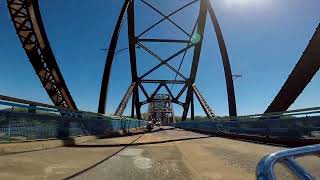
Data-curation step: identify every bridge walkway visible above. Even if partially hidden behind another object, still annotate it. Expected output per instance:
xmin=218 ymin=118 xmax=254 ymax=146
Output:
xmin=0 ymin=127 xmax=319 ymax=180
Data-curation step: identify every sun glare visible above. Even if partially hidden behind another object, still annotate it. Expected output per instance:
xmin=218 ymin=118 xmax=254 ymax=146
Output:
xmin=224 ymin=0 xmax=266 ymax=7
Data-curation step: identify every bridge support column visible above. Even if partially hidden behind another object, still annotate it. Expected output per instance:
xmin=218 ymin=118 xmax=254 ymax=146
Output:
xmin=191 ymin=93 xmax=195 ymax=120
xmin=182 ymin=0 xmax=208 ymax=120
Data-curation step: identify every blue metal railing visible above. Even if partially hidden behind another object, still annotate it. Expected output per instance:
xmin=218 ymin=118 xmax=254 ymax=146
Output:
xmin=174 ymin=107 xmax=320 ymax=144
xmin=0 ymin=96 xmax=146 ymax=142
xmin=214 ymin=106 xmax=320 ymax=121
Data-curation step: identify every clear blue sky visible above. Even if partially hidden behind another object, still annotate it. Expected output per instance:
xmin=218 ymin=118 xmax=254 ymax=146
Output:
xmin=0 ymin=0 xmax=319 ymax=116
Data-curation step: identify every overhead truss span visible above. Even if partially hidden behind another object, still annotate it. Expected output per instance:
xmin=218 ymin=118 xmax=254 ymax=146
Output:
xmin=7 ymin=0 xmax=77 ymax=110
xmin=98 ymin=0 xmax=237 ymax=119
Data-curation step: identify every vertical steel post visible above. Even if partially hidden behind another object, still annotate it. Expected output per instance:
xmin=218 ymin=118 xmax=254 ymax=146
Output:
xmin=191 ymin=93 xmax=195 ymax=120
xmin=131 ymin=93 xmax=135 ymax=118
xmin=127 ymin=0 xmax=141 ymax=119
xmin=182 ymin=0 xmax=208 ymax=120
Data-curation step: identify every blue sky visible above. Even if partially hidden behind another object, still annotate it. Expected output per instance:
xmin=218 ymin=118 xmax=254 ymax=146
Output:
xmin=0 ymin=0 xmax=319 ymax=116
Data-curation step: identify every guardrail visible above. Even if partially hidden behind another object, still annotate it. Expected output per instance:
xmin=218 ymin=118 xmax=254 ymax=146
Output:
xmin=0 ymin=95 xmax=146 ymax=142
xmin=256 ymin=144 xmax=320 ymax=180
xmin=0 ymin=95 xmax=106 ymax=118
xmin=174 ymin=107 xmax=320 ymax=146
xmin=214 ymin=106 xmax=320 ymax=121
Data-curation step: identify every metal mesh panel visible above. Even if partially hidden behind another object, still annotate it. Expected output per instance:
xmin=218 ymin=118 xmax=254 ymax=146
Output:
xmin=0 ymin=111 xmax=146 ymax=142
xmin=174 ymin=116 xmax=320 ymax=139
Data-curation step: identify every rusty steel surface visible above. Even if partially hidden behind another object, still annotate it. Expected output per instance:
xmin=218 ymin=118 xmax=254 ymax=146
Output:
xmin=265 ymin=24 xmax=320 ymax=113
xmin=192 ymin=84 xmax=215 ymax=118
xmin=98 ymin=0 xmax=237 ymax=120
xmin=114 ymin=82 xmax=136 ymax=117
xmin=7 ymin=0 xmax=77 ymax=110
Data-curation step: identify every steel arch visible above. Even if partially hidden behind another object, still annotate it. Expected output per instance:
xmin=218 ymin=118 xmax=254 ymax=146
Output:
xmin=265 ymin=24 xmax=320 ymax=113
xmin=7 ymin=0 xmax=77 ymax=110
xmin=98 ymin=0 xmax=237 ymax=119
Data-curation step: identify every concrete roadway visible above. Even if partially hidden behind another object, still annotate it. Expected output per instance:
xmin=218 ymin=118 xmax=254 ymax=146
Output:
xmin=0 ymin=127 xmax=319 ymax=180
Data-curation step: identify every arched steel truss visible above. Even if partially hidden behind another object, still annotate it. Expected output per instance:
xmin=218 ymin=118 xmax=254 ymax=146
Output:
xmin=265 ymin=24 xmax=320 ymax=113
xmin=98 ymin=0 xmax=237 ymax=120
xmin=6 ymin=0 xmax=318 ymax=118
xmin=7 ymin=0 xmax=77 ymax=110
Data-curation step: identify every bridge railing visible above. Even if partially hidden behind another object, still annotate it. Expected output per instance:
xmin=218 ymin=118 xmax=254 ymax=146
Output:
xmin=174 ymin=107 xmax=320 ymax=146
xmin=215 ymin=106 xmax=320 ymax=121
xmin=0 ymin=95 xmax=146 ymax=143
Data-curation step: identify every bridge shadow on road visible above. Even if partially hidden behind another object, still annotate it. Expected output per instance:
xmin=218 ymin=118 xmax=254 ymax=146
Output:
xmin=63 ymin=132 xmax=211 ymax=179
xmin=66 ymin=135 xmax=211 ymax=148
xmin=91 ymin=126 xmax=177 ymax=141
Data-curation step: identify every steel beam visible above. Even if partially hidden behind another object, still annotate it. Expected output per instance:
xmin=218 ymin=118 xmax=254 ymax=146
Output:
xmin=265 ymin=24 xmax=320 ymax=113
xmin=176 ymin=85 xmax=188 ymax=100
xmin=208 ymin=0 xmax=237 ymax=116
xmin=7 ymin=0 xmax=77 ymax=110
xmin=192 ymin=84 xmax=215 ymax=118
xmin=98 ymin=0 xmax=131 ymax=114
xmin=141 ymin=80 xmax=186 ymax=84
xmin=137 ymin=0 xmax=199 ymax=38
xmin=191 ymin=93 xmax=195 ymax=120
xmin=164 ymin=83 xmax=175 ymax=100
xmin=137 ymin=42 xmax=190 ymax=80
xmin=138 ymin=38 xmax=190 ymax=43
xmin=170 ymin=18 xmax=199 ymax=91
xmin=182 ymin=0 xmax=208 ymax=120
xmin=131 ymin=93 xmax=135 ymax=118
xmin=114 ymin=82 xmax=136 ymax=116
xmin=138 ymin=83 xmax=150 ymax=99
xmin=140 ymin=0 xmax=191 ymax=37
xmin=127 ymin=0 xmax=141 ymax=119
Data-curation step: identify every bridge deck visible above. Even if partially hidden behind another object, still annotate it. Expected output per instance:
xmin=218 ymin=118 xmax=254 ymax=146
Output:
xmin=0 ymin=127 xmax=319 ymax=180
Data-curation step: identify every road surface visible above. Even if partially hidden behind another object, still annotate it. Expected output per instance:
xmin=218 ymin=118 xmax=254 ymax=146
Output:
xmin=0 ymin=127 xmax=319 ymax=179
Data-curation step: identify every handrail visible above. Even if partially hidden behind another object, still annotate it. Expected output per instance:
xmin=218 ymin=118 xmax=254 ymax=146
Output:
xmin=0 ymin=95 xmax=63 ymax=110
xmin=256 ymin=144 xmax=320 ymax=180
xmin=0 ymin=94 xmax=111 ymax=119
xmin=215 ymin=106 xmax=320 ymax=121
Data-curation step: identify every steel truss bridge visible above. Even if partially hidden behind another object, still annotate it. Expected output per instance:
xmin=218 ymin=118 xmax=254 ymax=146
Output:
xmin=2 ymin=0 xmax=319 ymax=146
xmin=147 ymin=94 xmax=175 ymax=125
xmin=5 ymin=0 xmax=320 ymax=120
xmin=1 ymin=1 xmax=320 ymax=179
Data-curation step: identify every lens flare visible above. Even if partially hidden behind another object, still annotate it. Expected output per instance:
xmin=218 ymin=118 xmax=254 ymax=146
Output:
xmin=191 ymin=33 xmax=201 ymax=44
